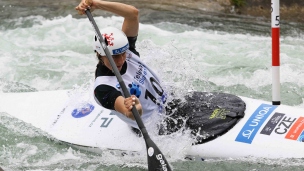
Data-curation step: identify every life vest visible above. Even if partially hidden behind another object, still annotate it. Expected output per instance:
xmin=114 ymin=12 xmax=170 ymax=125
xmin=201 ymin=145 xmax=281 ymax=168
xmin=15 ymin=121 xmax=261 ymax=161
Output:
xmin=94 ymin=50 xmax=167 ymax=128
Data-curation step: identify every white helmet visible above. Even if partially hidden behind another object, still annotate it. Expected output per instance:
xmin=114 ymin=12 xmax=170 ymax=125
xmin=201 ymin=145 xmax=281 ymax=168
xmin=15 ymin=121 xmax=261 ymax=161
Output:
xmin=93 ymin=27 xmax=129 ymax=56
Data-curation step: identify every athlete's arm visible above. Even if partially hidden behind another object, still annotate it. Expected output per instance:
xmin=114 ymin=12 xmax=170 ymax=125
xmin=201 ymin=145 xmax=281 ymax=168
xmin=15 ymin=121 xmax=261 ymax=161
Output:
xmin=75 ymin=0 xmax=139 ymax=37
xmin=95 ymin=85 xmax=142 ymax=120
xmin=115 ymin=95 xmax=142 ymax=120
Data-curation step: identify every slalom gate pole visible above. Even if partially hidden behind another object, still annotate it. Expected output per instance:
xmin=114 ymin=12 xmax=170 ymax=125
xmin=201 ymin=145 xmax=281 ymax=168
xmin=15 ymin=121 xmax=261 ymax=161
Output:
xmin=271 ymin=0 xmax=281 ymax=105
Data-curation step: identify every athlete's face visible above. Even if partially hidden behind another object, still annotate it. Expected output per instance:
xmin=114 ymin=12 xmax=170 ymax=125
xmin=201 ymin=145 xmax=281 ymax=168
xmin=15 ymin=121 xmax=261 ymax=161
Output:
xmin=102 ymin=52 xmax=127 ymax=71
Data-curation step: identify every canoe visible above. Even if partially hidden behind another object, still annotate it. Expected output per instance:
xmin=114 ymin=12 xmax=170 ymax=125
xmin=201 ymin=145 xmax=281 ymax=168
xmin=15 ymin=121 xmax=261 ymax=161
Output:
xmin=1 ymin=89 xmax=304 ymax=159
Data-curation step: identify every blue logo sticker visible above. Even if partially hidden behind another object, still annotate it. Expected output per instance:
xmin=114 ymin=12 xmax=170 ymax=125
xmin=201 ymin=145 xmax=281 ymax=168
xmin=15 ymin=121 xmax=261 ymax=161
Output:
xmin=112 ymin=43 xmax=129 ymax=55
xmin=297 ymin=131 xmax=304 ymax=142
xmin=235 ymin=104 xmax=277 ymax=144
xmin=128 ymin=82 xmax=141 ymax=98
xmin=116 ymin=83 xmax=121 ymax=89
xmin=72 ymin=104 xmax=95 ymax=118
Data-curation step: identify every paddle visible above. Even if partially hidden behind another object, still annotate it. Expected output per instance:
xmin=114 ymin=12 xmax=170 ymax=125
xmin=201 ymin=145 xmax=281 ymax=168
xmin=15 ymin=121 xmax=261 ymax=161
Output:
xmin=84 ymin=9 xmax=172 ymax=171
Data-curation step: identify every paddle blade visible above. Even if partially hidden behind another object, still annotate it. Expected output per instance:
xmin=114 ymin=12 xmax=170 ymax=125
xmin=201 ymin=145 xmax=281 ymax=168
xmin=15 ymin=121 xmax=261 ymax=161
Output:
xmin=146 ymin=139 xmax=172 ymax=171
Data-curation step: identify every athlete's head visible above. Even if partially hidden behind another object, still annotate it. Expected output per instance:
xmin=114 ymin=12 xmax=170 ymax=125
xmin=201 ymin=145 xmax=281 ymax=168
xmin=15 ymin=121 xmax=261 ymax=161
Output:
xmin=94 ymin=27 xmax=129 ymax=71
xmin=93 ymin=27 xmax=129 ymax=56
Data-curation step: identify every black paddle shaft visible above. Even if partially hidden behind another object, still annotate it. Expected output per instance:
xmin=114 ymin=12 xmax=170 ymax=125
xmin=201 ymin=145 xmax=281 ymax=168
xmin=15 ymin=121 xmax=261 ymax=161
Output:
xmin=84 ymin=9 xmax=172 ymax=171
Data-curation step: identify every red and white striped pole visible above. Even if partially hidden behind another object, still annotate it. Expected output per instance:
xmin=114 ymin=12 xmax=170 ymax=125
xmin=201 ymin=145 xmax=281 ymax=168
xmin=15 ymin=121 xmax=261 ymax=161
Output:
xmin=271 ymin=0 xmax=280 ymax=105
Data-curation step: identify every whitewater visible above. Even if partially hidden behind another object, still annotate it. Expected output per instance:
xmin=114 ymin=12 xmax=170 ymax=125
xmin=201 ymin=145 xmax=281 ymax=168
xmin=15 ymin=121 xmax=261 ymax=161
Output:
xmin=0 ymin=9 xmax=304 ymax=171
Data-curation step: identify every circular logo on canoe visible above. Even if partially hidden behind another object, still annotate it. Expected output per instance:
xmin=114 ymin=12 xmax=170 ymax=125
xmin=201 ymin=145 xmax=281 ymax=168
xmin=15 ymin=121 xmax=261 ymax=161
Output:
xmin=148 ymin=147 xmax=154 ymax=157
xmin=71 ymin=104 xmax=95 ymax=118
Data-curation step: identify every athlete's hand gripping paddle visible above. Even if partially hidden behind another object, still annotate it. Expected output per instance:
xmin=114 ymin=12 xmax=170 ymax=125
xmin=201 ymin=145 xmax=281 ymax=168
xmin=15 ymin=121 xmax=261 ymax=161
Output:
xmin=84 ymin=8 xmax=172 ymax=171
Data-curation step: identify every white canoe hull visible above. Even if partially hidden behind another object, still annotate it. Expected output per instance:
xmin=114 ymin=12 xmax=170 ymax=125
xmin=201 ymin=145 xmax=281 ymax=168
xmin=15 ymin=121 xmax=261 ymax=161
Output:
xmin=1 ymin=90 xmax=304 ymax=159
